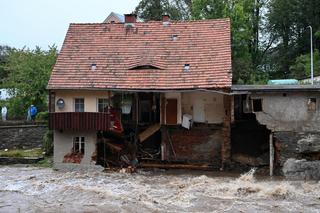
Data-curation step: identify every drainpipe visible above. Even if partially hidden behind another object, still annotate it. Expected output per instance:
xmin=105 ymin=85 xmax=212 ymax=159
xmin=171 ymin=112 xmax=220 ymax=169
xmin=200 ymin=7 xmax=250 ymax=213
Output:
xmin=308 ymin=26 xmax=314 ymax=85
xmin=269 ymin=132 xmax=274 ymax=176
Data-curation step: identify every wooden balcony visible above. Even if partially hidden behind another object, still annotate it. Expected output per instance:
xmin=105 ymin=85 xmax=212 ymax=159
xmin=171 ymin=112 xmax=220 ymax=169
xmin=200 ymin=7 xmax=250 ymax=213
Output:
xmin=49 ymin=112 xmax=110 ymax=131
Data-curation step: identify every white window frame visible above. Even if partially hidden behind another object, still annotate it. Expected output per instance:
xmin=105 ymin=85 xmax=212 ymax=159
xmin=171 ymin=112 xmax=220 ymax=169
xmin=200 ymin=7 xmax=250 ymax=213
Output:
xmin=73 ymin=136 xmax=85 ymax=154
xmin=74 ymin=98 xmax=85 ymax=112
xmin=97 ymin=98 xmax=109 ymax=112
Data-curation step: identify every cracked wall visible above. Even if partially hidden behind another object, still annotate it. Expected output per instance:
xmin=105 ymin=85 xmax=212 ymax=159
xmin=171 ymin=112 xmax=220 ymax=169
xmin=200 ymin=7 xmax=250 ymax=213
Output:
xmin=249 ymin=92 xmax=320 ymax=176
xmin=251 ymin=93 xmax=320 ymax=132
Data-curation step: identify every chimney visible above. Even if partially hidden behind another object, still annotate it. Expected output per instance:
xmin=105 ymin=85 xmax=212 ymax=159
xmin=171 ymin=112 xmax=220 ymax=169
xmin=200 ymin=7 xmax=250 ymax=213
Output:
xmin=162 ymin=14 xmax=170 ymax=22
xmin=124 ymin=14 xmax=137 ymax=24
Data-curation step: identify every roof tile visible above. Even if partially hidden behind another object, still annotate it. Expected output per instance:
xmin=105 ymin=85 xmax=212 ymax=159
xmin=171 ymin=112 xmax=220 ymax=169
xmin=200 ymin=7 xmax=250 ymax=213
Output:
xmin=48 ymin=19 xmax=232 ymax=90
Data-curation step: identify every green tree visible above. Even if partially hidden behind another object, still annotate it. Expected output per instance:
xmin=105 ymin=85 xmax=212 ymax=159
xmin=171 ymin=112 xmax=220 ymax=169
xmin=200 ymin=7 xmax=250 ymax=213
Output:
xmin=266 ymin=0 xmax=320 ymax=79
xmin=0 ymin=45 xmax=12 ymax=85
xmin=266 ymin=0 xmax=299 ymax=78
xmin=192 ymin=0 xmax=268 ymax=84
xmin=134 ymin=0 xmax=191 ymax=20
xmin=1 ymin=46 xmax=57 ymax=118
xmin=290 ymin=49 xmax=320 ymax=80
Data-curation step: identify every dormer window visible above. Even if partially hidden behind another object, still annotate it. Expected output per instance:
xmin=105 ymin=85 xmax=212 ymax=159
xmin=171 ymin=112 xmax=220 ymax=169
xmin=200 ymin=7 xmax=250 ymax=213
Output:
xmin=129 ymin=65 xmax=162 ymax=70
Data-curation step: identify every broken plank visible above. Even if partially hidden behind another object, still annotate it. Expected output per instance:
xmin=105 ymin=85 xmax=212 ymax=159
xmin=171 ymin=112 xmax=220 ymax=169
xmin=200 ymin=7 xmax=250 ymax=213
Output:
xmin=105 ymin=142 xmax=123 ymax=152
xmin=139 ymin=123 xmax=161 ymax=143
xmin=166 ymin=129 xmax=177 ymax=159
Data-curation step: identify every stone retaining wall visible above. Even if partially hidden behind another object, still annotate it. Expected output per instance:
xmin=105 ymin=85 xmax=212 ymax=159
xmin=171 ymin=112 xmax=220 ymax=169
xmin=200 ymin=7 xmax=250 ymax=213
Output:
xmin=0 ymin=125 xmax=48 ymax=150
xmin=0 ymin=157 xmax=44 ymax=165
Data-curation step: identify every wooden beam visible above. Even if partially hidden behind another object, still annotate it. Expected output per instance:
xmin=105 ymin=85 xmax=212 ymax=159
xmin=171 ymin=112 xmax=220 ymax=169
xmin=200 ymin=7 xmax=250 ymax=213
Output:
xmin=139 ymin=123 xmax=161 ymax=143
xmin=140 ymin=163 xmax=212 ymax=170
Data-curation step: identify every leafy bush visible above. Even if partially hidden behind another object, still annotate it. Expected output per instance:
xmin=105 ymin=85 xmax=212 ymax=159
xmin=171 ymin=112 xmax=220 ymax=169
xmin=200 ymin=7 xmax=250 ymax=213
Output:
xmin=36 ymin=111 xmax=49 ymax=122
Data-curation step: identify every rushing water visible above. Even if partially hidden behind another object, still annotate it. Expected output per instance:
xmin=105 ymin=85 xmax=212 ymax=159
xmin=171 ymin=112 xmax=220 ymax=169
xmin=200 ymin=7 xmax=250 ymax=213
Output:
xmin=0 ymin=166 xmax=319 ymax=213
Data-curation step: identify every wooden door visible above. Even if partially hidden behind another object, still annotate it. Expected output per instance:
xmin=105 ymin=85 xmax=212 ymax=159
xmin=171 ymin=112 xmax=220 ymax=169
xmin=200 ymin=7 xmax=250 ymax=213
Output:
xmin=166 ymin=99 xmax=177 ymax=125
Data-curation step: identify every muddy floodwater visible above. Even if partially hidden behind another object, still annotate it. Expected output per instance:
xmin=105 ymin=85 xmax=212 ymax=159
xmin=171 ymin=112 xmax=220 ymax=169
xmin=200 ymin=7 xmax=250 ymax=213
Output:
xmin=0 ymin=166 xmax=319 ymax=213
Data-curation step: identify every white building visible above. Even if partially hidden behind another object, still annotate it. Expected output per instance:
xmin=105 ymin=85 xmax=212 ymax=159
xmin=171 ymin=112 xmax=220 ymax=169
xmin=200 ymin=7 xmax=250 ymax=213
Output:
xmin=300 ymin=75 xmax=320 ymax=85
xmin=0 ymin=89 xmax=12 ymax=100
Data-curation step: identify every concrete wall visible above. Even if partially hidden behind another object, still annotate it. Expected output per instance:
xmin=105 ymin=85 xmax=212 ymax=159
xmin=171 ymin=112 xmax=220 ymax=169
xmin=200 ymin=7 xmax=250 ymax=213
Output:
xmin=54 ymin=90 xmax=112 ymax=112
xmin=249 ymin=92 xmax=320 ymax=177
xmin=181 ymin=92 xmax=224 ymax=124
xmin=252 ymin=93 xmax=320 ymax=132
xmin=54 ymin=130 xmax=97 ymax=165
xmin=0 ymin=125 xmax=47 ymax=149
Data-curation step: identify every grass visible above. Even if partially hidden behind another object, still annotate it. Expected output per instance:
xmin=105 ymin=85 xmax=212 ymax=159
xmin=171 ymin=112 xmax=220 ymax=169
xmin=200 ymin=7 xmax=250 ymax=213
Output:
xmin=0 ymin=148 xmax=44 ymax=158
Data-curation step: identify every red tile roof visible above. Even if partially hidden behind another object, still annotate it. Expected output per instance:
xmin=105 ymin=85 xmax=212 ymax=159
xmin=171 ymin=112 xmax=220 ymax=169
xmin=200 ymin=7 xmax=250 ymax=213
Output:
xmin=48 ymin=19 xmax=232 ymax=90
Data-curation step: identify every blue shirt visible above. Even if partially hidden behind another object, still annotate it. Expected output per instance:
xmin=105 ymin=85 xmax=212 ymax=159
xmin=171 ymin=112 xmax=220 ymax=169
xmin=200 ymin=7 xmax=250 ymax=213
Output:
xmin=30 ymin=106 xmax=37 ymax=116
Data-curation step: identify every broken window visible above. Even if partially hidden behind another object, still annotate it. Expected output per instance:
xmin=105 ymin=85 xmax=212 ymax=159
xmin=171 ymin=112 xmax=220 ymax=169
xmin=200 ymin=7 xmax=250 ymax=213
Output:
xmin=98 ymin=98 xmax=109 ymax=112
xmin=74 ymin=98 xmax=84 ymax=112
xmin=73 ymin=137 xmax=85 ymax=154
xmin=307 ymin=98 xmax=317 ymax=111
xmin=252 ymin=99 xmax=263 ymax=112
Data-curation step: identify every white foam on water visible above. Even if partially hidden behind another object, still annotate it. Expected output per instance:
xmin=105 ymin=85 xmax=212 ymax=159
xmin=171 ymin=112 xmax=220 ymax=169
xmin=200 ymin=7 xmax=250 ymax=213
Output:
xmin=1 ymin=166 xmax=320 ymax=212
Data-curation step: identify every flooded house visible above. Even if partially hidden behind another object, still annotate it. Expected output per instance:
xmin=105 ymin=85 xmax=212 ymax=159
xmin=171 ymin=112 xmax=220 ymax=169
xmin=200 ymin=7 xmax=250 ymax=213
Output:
xmin=47 ymin=15 xmax=233 ymax=170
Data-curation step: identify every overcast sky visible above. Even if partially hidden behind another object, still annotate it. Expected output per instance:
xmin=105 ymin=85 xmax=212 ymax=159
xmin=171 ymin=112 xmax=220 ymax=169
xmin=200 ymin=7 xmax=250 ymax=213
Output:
xmin=0 ymin=0 xmax=140 ymax=50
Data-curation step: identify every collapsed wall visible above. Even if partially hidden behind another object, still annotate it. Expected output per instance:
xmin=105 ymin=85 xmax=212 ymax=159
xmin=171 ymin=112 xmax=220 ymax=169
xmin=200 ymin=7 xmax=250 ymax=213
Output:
xmin=283 ymin=158 xmax=320 ymax=180
xmin=251 ymin=93 xmax=320 ymax=179
xmin=231 ymin=95 xmax=271 ymax=171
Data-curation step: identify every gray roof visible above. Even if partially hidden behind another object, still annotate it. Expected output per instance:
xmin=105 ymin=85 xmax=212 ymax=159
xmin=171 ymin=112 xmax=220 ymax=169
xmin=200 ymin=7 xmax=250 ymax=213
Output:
xmin=232 ymin=84 xmax=320 ymax=93
xmin=112 ymin=12 xmax=124 ymax=22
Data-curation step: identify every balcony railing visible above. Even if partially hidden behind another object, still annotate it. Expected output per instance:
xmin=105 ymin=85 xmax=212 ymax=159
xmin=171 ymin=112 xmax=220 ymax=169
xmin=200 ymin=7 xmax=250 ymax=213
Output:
xmin=49 ymin=112 xmax=110 ymax=131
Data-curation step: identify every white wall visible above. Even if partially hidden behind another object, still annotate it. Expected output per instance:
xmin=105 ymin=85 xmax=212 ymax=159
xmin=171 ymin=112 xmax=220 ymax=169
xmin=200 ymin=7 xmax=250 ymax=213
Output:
xmin=54 ymin=90 xmax=111 ymax=112
xmin=54 ymin=130 xmax=97 ymax=165
xmin=181 ymin=92 xmax=224 ymax=124
xmin=252 ymin=93 xmax=320 ymax=132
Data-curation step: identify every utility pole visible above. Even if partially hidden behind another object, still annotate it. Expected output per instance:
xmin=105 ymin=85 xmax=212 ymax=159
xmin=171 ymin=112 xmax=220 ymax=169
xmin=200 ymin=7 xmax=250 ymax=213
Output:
xmin=308 ymin=26 xmax=314 ymax=85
